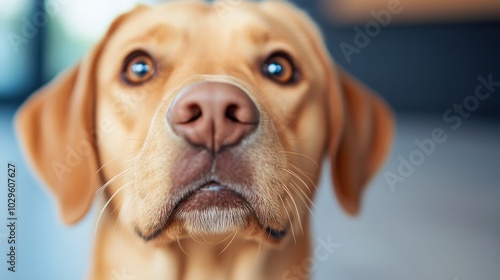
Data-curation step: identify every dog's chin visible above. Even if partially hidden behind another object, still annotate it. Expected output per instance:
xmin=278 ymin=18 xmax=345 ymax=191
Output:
xmin=174 ymin=207 xmax=252 ymax=234
xmin=171 ymin=182 xmax=254 ymax=233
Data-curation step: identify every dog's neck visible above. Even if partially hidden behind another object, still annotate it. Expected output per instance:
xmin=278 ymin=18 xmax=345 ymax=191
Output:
xmin=89 ymin=211 xmax=311 ymax=280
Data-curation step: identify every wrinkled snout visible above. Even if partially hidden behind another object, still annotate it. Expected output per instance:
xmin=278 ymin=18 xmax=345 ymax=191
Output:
xmin=167 ymin=82 xmax=259 ymax=153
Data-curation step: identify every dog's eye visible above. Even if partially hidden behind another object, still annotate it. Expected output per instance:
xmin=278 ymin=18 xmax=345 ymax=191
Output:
xmin=262 ymin=53 xmax=295 ymax=84
xmin=122 ymin=52 xmax=156 ymax=85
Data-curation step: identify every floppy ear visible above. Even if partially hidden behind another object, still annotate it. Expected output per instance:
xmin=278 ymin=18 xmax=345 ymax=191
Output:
xmin=329 ymin=69 xmax=395 ymax=215
xmin=16 ymin=48 xmax=101 ymax=225
xmin=15 ymin=6 xmax=147 ymax=224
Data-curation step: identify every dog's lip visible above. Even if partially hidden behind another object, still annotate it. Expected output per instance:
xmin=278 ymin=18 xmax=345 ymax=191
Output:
xmin=173 ymin=181 xmax=249 ymax=212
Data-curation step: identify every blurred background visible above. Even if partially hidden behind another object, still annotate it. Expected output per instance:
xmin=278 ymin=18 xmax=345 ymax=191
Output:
xmin=1 ymin=0 xmax=499 ymax=279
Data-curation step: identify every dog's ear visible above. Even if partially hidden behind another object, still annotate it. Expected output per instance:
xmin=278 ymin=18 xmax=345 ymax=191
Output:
xmin=16 ymin=49 xmax=101 ymax=225
xmin=15 ymin=5 xmax=147 ymax=224
xmin=329 ymin=69 xmax=394 ymax=215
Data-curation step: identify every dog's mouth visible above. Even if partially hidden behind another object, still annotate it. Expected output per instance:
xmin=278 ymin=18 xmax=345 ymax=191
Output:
xmin=173 ymin=181 xmax=249 ymax=212
xmin=137 ymin=180 xmax=288 ymax=242
xmin=169 ymin=180 xmax=255 ymax=234
xmin=137 ymin=180 xmax=254 ymax=240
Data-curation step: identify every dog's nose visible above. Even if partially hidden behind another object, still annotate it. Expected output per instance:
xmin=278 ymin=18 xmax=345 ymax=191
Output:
xmin=168 ymin=82 xmax=259 ymax=153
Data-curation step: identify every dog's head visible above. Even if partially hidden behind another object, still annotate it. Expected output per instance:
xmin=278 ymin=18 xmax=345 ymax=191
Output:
xmin=16 ymin=1 xmax=393 ymax=245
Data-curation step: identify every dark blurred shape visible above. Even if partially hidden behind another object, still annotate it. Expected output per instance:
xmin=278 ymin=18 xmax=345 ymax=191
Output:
xmin=320 ymin=0 xmax=500 ymax=23
xmin=0 ymin=0 xmax=42 ymax=101
xmin=293 ymin=0 xmax=500 ymax=118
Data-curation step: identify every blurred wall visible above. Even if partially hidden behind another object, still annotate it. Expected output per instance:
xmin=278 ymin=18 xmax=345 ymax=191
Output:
xmin=294 ymin=0 xmax=500 ymax=118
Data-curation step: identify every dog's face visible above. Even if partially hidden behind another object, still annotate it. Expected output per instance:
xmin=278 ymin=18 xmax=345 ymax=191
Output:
xmin=97 ymin=1 xmax=333 ymax=243
xmin=16 ymin=1 xmax=393 ymax=246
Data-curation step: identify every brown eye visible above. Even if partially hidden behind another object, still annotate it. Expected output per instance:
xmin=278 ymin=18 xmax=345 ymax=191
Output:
xmin=122 ymin=52 xmax=156 ymax=85
xmin=262 ymin=53 xmax=296 ymax=84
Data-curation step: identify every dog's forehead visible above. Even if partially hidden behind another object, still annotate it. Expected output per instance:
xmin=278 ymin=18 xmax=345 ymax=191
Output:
xmin=110 ymin=2 xmax=303 ymax=49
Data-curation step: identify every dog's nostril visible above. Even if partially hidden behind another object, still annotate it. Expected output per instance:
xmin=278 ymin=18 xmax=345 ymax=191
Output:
xmin=225 ymin=103 xmax=259 ymax=124
xmin=225 ymin=104 xmax=239 ymax=122
xmin=182 ymin=104 xmax=202 ymax=123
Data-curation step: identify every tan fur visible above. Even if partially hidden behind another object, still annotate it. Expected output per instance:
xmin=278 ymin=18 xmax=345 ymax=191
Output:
xmin=15 ymin=1 xmax=394 ymax=279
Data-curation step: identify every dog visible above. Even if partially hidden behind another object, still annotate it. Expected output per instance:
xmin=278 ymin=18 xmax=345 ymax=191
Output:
xmin=15 ymin=1 xmax=394 ymax=279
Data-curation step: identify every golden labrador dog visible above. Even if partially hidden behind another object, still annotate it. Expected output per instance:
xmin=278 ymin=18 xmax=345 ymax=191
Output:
xmin=16 ymin=1 xmax=394 ymax=279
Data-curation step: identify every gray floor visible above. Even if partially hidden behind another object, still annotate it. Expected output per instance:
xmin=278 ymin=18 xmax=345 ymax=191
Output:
xmin=1 ymin=105 xmax=499 ymax=280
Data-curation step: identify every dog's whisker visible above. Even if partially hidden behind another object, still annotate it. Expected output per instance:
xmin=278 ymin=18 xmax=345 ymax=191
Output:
xmin=278 ymin=195 xmax=296 ymax=244
xmin=280 ymin=151 xmax=319 ymax=167
xmin=288 ymin=165 xmax=319 ymax=197
xmin=286 ymin=184 xmax=305 ymax=236
xmin=188 ymin=231 xmax=205 ymax=245
xmin=95 ymin=150 xmax=139 ymax=175
xmin=284 ymin=180 xmax=315 ymax=216
xmin=288 ymin=182 xmax=317 ymax=219
xmin=96 ymin=168 xmax=135 ymax=195
xmin=196 ymin=233 xmax=210 ymax=244
xmin=116 ymin=189 xmax=139 ymax=241
xmin=288 ymin=164 xmax=321 ymax=197
xmin=281 ymin=168 xmax=312 ymax=194
xmin=111 ymin=200 xmax=124 ymax=232
xmin=211 ymin=231 xmax=237 ymax=245
xmin=111 ymin=195 xmax=134 ymax=237
xmin=111 ymin=190 xmax=140 ymax=233
xmin=253 ymin=240 xmax=263 ymax=264
xmin=280 ymin=183 xmax=304 ymax=236
xmin=177 ymin=237 xmax=191 ymax=257
xmin=289 ymin=180 xmax=316 ymax=209
xmin=288 ymin=162 xmax=320 ymax=180
xmin=218 ymin=230 xmax=238 ymax=255
xmin=287 ymin=180 xmax=316 ymax=208
xmin=94 ymin=180 xmax=135 ymax=235
xmin=96 ymin=167 xmax=135 ymax=195
xmin=111 ymin=188 xmax=137 ymax=217
xmin=117 ymin=191 xmax=140 ymax=240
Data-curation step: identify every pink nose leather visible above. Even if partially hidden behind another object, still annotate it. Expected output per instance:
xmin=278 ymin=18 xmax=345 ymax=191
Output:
xmin=167 ymin=82 xmax=259 ymax=153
